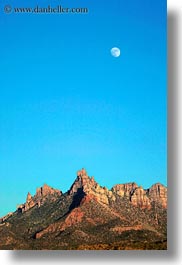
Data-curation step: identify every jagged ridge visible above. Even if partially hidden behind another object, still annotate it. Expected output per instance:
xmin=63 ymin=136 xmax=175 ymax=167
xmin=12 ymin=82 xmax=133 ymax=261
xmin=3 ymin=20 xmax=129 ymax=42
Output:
xmin=0 ymin=168 xmax=167 ymax=250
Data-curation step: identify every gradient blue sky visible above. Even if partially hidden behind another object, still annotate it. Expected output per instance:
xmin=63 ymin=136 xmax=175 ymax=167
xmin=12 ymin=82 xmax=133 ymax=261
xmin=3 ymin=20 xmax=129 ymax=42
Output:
xmin=0 ymin=0 xmax=167 ymax=216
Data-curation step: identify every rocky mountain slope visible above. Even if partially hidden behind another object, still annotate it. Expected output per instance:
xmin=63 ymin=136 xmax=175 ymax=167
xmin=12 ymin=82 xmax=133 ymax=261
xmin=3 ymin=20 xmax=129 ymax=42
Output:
xmin=0 ymin=168 xmax=167 ymax=250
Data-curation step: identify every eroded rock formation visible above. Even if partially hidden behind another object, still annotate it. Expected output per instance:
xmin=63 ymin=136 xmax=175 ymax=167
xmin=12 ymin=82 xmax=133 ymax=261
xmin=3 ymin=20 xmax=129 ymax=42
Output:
xmin=15 ymin=168 xmax=167 ymax=216
xmin=17 ymin=184 xmax=62 ymax=213
xmin=112 ymin=182 xmax=167 ymax=209
xmin=69 ymin=168 xmax=115 ymax=205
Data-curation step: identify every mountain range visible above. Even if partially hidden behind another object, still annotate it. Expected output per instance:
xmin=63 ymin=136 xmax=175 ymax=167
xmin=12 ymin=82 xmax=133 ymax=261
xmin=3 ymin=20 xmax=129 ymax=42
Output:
xmin=0 ymin=168 xmax=167 ymax=250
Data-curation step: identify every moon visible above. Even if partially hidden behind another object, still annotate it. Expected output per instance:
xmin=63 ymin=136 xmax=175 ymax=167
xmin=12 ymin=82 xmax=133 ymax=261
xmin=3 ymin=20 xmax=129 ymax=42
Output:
xmin=111 ymin=47 xmax=120 ymax=57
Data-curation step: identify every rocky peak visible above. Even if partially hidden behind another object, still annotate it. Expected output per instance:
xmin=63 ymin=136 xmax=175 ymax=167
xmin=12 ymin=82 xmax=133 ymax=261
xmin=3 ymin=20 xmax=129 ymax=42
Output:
xmin=69 ymin=169 xmax=167 ymax=209
xmin=69 ymin=168 xmax=94 ymax=195
xmin=130 ymin=186 xmax=151 ymax=208
xmin=26 ymin=192 xmax=32 ymax=203
xmin=112 ymin=182 xmax=138 ymax=197
xmin=148 ymin=183 xmax=167 ymax=196
xmin=112 ymin=182 xmax=167 ymax=209
xmin=69 ymin=168 xmax=115 ymax=205
xmin=17 ymin=184 xmax=62 ymax=214
xmin=77 ymin=168 xmax=88 ymax=178
xmin=112 ymin=182 xmax=150 ymax=208
xmin=148 ymin=183 xmax=167 ymax=208
xmin=36 ymin=184 xmax=61 ymax=198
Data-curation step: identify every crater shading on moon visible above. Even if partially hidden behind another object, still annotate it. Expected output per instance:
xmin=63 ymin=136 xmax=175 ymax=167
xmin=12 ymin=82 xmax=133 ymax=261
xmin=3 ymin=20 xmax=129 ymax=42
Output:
xmin=111 ymin=47 xmax=120 ymax=57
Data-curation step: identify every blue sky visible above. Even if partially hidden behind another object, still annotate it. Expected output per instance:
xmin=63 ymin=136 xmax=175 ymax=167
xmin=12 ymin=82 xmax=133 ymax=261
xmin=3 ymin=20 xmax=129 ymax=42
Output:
xmin=0 ymin=0 xmax=166 ymax=216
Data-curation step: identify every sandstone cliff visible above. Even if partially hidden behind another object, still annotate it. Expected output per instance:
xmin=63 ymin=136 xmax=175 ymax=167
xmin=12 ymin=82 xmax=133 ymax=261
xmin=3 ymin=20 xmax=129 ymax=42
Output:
xmin=112 ymin=181 xmax=167 ymax=209
xmin=69 ymin=168 xmax=167 ymax=209
xmin=69 ymin=168 xmax=115 ymax=204
xmin=17 ymin=184 xmax=62 ymax=213
xmin=16 ymin=168 xmax=167 ymax=214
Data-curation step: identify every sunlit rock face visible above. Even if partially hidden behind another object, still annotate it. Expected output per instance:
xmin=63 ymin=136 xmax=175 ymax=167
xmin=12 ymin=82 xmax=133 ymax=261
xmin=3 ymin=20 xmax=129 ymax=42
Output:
xmin=69 ymin=168 xmax=115 ymax=205
xmin=148 ymin=183 xmax=167 ymax=208
xmin=112 ymin=182 xmax=167 ymax=209
xmin=17 ymin=184 xmax=62 ymax=213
